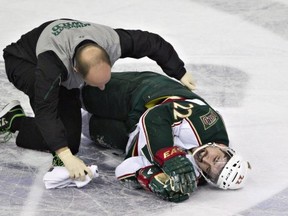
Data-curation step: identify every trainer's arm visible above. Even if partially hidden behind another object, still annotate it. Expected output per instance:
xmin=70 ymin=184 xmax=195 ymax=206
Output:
xmin=35 ymin=51 xmax=92 ymax=180
xmin=115 ymin=29 xmax=186 ymax=80
xmin=34 ymin=51 xmax=68 ymax=152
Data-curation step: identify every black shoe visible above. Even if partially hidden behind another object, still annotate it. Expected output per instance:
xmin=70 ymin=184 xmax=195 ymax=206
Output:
xmin=0 ymin=100 xmax=25 ymax=142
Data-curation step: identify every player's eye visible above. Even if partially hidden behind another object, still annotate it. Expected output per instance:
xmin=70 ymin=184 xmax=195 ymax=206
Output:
xmin=199 ymin=149 xmax=207 ymax=162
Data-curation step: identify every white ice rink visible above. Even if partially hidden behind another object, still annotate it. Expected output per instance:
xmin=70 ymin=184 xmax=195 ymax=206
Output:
xmin=0 ymin=0 xmax=288 ymax=215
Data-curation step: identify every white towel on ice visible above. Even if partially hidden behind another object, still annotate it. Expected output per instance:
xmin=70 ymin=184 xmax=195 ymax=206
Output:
xmin=43 ymin=165 xmax=99 ymax=189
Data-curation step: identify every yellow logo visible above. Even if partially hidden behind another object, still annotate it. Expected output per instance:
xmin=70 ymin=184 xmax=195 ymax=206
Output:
xmin=163 ymin=147 xmax=181 ymax=158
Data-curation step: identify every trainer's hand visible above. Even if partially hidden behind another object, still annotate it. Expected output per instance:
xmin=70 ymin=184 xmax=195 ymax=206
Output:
xmin=57 ymin=148 xmax=93 ymax=181
xmin=180 ymin=72 xmax=196 ymax=90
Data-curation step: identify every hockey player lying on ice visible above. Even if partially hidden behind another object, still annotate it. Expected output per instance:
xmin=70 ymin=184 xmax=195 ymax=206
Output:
xmin=81 ymin=71 xmax=251 ymax=202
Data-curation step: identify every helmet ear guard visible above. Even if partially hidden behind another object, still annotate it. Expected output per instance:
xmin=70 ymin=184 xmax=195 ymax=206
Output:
xmin=192 ymin=143 xmax=251 ymax=190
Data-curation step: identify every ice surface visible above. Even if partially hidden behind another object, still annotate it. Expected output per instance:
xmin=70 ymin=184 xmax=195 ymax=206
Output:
xmin=0 ymin=0 xmax=288 ymax=215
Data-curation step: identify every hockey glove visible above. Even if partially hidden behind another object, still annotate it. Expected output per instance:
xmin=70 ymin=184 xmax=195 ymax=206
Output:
xmin=57 ymin=148 xmax=93 ymax=181
xmin=137 ymin=165 xmax=189 ymax=202
xmin=154 ymin=146 xmax=197 ymax=194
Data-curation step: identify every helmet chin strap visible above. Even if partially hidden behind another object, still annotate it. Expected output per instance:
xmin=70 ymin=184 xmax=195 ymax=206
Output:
xmin=192 ymin=142 xmax=235 ymax=158
xmin=191 ymin=142 xmax=215 ymax=157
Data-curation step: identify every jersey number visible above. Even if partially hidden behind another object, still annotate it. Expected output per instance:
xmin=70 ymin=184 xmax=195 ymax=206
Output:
xmin=173 ymin=102 xmax=193 ymax=120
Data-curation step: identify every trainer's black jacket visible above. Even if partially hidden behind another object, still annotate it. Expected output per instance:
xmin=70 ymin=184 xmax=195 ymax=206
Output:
xmin=3 ymin=19 xmax=186 ymax=152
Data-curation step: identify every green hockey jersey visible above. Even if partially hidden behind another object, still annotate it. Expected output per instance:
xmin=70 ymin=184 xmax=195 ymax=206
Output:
xmin=81 ymin=71 xmax=229 ymax=152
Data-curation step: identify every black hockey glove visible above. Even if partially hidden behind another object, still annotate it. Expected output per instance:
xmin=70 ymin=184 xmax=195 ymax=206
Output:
xmin=154 ymin=146 xmax=197 ymax=194
xmin=137 ymin=165 xmax=189 ymax=202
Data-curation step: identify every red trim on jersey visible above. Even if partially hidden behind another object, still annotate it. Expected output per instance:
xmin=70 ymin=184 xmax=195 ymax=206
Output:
xmin=161 ymin=96 xmax=186 ymax=104
xmin=140 ymin=110 xmax=153 ymax=161
xmin=131 ymin=139 xmax=139 ymax=156
xmin=117 ymin=173 xmax=136 ymax=180
xmin=171 ymin=121 xmax=182 ymax=127
xmin=184 ymin=118 xmax=202 ymax=145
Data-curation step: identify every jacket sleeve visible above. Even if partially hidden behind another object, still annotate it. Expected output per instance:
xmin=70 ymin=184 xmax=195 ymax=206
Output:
xmin=115 ymin=29 xmax=186 ymax=80
xmin=139 ymin=100 xmax=229 ymax=161
xmin=34 ymin=51 xmax=69 ymax=152
xmin=139 ymin=102 xmax=178 ymax=159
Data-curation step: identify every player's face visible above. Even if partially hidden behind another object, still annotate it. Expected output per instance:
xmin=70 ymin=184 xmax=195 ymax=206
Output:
xmin=193 ymin=145 xmax=228 ymax=182
xmin=84 ymin=63 xmax=111 ymax=90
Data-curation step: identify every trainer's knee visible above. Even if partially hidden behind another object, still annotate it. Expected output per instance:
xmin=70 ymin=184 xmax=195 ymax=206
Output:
xmin=15 ymin=133 xmax=50 ymax=152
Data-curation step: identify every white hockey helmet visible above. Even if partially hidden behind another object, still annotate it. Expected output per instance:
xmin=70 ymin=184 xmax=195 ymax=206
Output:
xmin=192 ymin=143 xmax=251 ymax=190
xmin=216 ymin=153 xmax=251 ymax=189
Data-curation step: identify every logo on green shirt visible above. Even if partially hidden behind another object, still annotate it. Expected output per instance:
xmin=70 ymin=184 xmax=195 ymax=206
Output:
xmin=51 ymin=21 xmax=91 ymax=36
xmin=200 ymin=108 xmax=219 ymax=130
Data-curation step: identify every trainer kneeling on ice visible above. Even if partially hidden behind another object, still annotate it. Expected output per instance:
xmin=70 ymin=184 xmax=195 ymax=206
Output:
xmin=81 ymin=71 xmax=251 ymax=202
